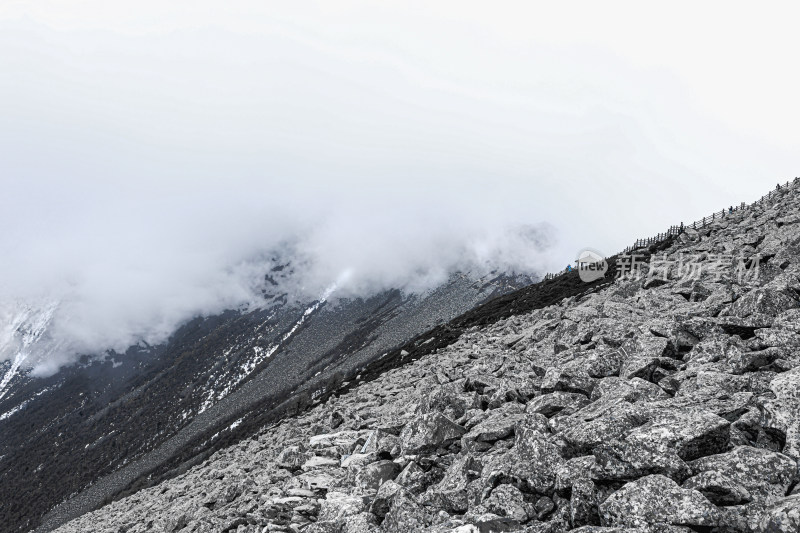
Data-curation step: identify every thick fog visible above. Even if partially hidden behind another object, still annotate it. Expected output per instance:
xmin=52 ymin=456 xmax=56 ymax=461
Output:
xmin=2 ymin=2 xmax=799 ymax=374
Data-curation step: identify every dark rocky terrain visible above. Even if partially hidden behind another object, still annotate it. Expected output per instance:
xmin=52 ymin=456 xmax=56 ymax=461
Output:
xmin=0 ymin=265 xmax=531 ymax=533
xmin=40 ymin=181 xmax=800 ymax=532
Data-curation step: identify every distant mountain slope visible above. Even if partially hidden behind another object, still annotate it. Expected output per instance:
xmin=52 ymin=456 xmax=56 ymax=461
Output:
xmin=42 ymin=181 xmax=800 ymax=533
xmin=0 ymin=269 xmax=531 ymax=533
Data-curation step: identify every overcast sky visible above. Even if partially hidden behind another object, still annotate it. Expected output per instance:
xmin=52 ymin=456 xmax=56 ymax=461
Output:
xmin=1 ymin=1 xmax=799 ymax=372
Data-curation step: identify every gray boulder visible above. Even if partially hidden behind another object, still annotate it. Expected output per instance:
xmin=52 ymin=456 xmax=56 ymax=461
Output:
xmin=483 ymin=484 xmax=530 ymax=522
xmin=423 ymin=454 xmax=480 ymax=512
xmin=590 ymin=377 xmax=668 ymax=403
xmin=399 ymin=412 xmax=466 ymax=454
xmin=764 ymin=366 xmax=800 ymax=459
xmin=682 ymin=470 xmax=752 ymax=506
xmin=569 ymin=478 xmax=599 ymax=528
xmin=354 ymin=460 xmax=401 ymax=491
xmin=759 ymin=494 xmax=800 ymax=533
xmin=598 ymin=474 xmax=721 ymax=528
xmin=729 ymin=288 xmax=798 ymax=318
xmin=559 ymin=401 xmax=650 ymax=456
xmin=368 ymin=479 xmax=401 ymax=518
xmin=526 ymin=392 xmax=589 ymax=418
xmin=419 ymin=380 xmax=481 ymax=420
xmin=687 ymin=446 xmax=797 ymax=503
xmin=541 ymin=366 xmax=597 ymax=396
xmin=593 ymin=440 xmax=689 ymax=482
xmin=623 ymin=409 xmax=730 ymax=461
xmin=461 ymin=408 xmax=525 ymax=452
xmin=318 ymin=491 xmax=368 ymax=522
xmin=380 ymin=486 xmax=429 ymax=533
xmin=276 ymin=445 xmax=312 ymax=472
xmin=482 ymin=428 xmax=564 ymax=494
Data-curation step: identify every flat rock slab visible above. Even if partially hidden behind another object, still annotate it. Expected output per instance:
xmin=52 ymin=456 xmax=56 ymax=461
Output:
xmin=623 ymin=409 xmax=731 ymax=461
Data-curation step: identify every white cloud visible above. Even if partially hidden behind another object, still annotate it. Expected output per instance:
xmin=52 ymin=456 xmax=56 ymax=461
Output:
xmin=0 ymin=1 xmax=798 ymax=372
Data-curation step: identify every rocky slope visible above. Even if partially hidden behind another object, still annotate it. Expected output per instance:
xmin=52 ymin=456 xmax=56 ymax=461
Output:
xmin=0 ymin=268 xmax=531 ymax=533
xmin=50 ymin=182 xmax=800 ymax=533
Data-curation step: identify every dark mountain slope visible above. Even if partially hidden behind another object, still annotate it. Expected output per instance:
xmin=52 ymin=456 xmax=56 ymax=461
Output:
xmin=0 ymin=271 xmax=529 ymax=533
xmin=47 ymin=181 xmax=800 ymax=533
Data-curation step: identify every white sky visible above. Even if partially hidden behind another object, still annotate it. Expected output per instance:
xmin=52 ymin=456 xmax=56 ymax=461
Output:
xmin=1 ymin=1 xmax=799 ymax=369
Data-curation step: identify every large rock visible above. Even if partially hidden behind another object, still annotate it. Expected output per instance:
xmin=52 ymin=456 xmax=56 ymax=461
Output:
xmin=730 ymin=346 xmax=785 ymax=374
xmin=687 ymin=446 xmax=797 ymax=504
xmin=369 ymin=479 xmax=401 ymax=518
xmin=685 ymin=335 xmax=743 ymax=367
xmin=482 ymin=484 xmax=530 ymax=522
xmin=623 ymin=409 xmax=730 ymax=461
xmin=302 ymin=455 xmax=340 ymax=470
xmin=394 ymin=461 xmax=429 ymax=494
xmin=526 ymin=392 xmax=589 ymax=418
xmin=559 ymin=401 xmax=650 ymax=456
xmin=461 ymin=408 xmax=525 ymax=451
xmin=360 ymin=429 xmax=401 ymax=457
xmin=353 ymin=459 xmax=401 ymax=490
xmin=651 ymin=388 xmax=752 ymax=423
xmin=341 ymin=512 xmax=379 ymax=533
xmin=581 ymin=347 xmax=626 ymax=378
xmin=764 ymin=366 xmax=800 ymax=459
xmin=419 ymin=380 xmax=481 ymax=420
xmin=729 ymin=288 xmax=798 ymax=318
xmin=380 ymin=486 xmax=430 ymax=533
xmin=276 ymin=445 xmax=312 ymax=472
xmin=593 ymin=439 xmax=689 ymax=482
xmin=682 ymin=470 xmax=752 ymax=506
xmin=677 ymin=370 xmax=749 ymax=396
xmin=541 ymin=366 xmax=597 ymax=396
xmin=318 ymin=491 xmax=368 ymax=522
xmin=424 ymin=454 xmax=480 ymax=512
xmin=569 ymin=478 xmax=600 ymax=528
xmin=465 ymin=513 xmax=523 ymax=533
xmin=399 ymin=412 xmax=466 ymax=454
xmin=482 ymin=424 xmax=564 ymax=494
xmin=309 ymin=430 xmax=371 ymax=453
xmin=555 ymin=455 xmax=600 ymax=491
xmin=598 ymin=475 xmax=721 ymax=528
xmin=590 ymin=377 xmax=668 ymax=403
xmin=759 ymin=494 xmax=800 ymax=532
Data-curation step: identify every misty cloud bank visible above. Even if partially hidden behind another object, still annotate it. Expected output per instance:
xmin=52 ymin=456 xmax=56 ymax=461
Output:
xmin=0 ymin=204 xmax=557 ymax=376
xmin=2 ymin=2 xmax=800 ymax=374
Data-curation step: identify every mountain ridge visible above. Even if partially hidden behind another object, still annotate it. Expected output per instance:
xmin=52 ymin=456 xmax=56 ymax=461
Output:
xmin=41 ymin=179 xmax=800 ymax=533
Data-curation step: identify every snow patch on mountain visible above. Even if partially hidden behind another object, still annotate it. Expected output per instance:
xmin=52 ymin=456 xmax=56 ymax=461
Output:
xmin=197 ymin=282 xmax=338 ymax=414
xmin=0 ymin=301 xmax=59 ymax=401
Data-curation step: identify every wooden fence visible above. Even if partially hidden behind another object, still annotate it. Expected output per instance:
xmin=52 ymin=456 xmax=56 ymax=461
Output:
xmin=540 ymin=177 xmax=799 ymax=281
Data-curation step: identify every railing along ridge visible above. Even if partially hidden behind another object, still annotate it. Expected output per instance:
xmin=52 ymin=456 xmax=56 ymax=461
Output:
xmin=539 ymin=177 xmax=800 ymax=282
